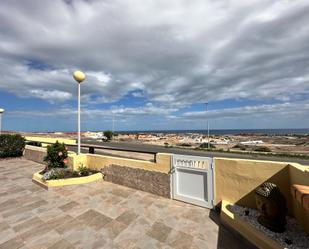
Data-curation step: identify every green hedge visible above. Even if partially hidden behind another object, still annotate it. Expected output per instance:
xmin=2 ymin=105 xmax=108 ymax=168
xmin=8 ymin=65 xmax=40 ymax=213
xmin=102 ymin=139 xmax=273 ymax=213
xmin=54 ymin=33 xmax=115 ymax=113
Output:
xmin=0 ymin=134 xmax=26 ymax=158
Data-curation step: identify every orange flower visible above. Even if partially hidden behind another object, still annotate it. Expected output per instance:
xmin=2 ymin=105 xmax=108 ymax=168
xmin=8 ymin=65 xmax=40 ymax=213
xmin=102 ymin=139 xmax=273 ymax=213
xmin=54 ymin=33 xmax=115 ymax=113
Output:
xmin=63 ymin=159 xmax=68 ymax=164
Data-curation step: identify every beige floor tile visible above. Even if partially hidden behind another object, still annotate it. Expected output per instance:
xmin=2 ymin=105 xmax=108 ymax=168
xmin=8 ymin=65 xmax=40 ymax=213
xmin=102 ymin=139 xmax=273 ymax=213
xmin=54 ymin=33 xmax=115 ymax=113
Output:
xmin=115 ymin=210 xmax=138 ymax=225
xmin=48 ymin=239 xmax=75 ymax=249
xmin=13 ymin=217 xmax=44 ymax=233
xmin=0 ymin=158 xmax=255 ymax=249
xmin=0 ymin=237 xmax=24 ymax=249
xmin=146 ymin=221 xmax=172 ymax=243
xmin=99 ymin=219 xmax=128 ymax=239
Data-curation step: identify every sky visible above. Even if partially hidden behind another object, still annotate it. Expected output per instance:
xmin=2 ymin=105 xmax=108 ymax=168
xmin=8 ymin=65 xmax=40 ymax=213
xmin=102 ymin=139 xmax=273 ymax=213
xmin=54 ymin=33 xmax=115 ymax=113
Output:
xmin=0 ymin=0 xmax=309 ymax=132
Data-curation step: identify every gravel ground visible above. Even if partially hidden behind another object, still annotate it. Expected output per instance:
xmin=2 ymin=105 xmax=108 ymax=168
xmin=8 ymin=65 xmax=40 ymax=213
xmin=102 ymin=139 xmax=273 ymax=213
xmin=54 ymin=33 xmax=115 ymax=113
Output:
xmin=228 ymin=204 xmax=309 ymax=249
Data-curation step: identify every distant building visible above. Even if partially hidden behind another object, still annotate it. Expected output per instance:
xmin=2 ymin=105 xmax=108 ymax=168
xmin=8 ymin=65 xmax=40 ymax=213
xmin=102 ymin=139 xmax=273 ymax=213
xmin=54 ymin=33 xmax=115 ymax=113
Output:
xmin=240 ymin=140 xmax=264 ymax=145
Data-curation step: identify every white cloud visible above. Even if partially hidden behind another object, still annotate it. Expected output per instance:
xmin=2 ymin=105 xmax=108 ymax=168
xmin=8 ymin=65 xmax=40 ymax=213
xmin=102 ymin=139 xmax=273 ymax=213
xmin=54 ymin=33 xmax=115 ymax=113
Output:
xmin=131 ymin=91 xmax=144 ymax=98
xmin=0 ymin=0 xmax=309 ymax=112
xmin=8 ymin=100 xmax=309 ymax=130
xmin=182 ymin=101 xmax=309 ymax=121
xmin=28 ymin=89 xmax=72 ymax=103
xmin=9 ymin=103 xmax=178 ymax=119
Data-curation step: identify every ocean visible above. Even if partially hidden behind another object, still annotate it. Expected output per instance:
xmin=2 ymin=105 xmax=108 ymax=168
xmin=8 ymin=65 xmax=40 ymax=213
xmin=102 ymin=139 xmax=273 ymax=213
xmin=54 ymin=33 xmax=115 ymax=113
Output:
xmin=115 ymin=129 xmax=309 ymax=135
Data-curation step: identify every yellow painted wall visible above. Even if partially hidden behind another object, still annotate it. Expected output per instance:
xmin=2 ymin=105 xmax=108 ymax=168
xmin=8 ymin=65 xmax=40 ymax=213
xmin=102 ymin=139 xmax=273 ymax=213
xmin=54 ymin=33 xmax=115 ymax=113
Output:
xmin=288 ymin=163 xmax=309 ymax=233
xmin=67 ymin=154 xmax=87 ymax=171
xmin=155 ymin=153 xmax=172 ymax=173
xmin=214 ymin=158 xmax=309 ymax=234
xmin=25 ymin=136 xmax=76 ymax=145
xmin=24 ymin=146 xmax=171 ymax=173
xmin=69 ymin=153 xmax=171 ymax=173
xmin=214 ymin=158 xmax=291 ymax=210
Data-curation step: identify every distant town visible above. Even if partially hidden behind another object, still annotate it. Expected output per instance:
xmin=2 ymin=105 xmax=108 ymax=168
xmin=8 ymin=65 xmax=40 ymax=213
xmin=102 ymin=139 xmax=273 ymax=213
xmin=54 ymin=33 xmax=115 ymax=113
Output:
xmin=7 ymin=130 xmax=309 ymax=156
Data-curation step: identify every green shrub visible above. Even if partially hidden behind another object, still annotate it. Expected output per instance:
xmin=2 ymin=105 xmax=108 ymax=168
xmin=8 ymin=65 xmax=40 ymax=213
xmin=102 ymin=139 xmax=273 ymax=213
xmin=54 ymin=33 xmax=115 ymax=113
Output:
xmin=199 ymin=142 xmax=216 ymax=149
xmin=77 ymin=164 xmax=98 ymax=176
xmin=0 ymin=134 xmax=25 ymax=158
xmin=178 ymin=143 xmax=191 ymax=147
xmin=233 ymin=144 xmax=247 ymax=151
xmin=77 ymin=164 xmax=90 ymax=176
xmin=253 ymin=146 xmax=271 ymax=152
xmin=103 ymin=130 xmax=113 ymax=141
xmin=44 ymin=141 xmax=68 ymax=169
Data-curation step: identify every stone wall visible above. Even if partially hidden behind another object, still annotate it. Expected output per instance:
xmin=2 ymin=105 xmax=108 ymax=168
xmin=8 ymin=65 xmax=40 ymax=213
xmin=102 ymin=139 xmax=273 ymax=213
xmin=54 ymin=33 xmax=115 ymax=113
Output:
xmin=102 ymin=164 xmax=171 ymax=198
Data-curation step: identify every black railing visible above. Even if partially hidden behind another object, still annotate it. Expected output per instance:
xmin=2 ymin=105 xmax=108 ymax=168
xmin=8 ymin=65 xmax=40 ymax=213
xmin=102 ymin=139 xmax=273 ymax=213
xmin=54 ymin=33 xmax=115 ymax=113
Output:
xmin=25 ymin=140 xmax=157 ymax=162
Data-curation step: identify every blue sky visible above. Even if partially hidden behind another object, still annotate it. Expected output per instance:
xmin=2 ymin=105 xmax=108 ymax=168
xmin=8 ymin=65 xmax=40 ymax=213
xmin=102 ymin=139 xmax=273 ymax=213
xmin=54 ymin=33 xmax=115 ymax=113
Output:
xmin=1 ymin=0 xmax=309 ymax=132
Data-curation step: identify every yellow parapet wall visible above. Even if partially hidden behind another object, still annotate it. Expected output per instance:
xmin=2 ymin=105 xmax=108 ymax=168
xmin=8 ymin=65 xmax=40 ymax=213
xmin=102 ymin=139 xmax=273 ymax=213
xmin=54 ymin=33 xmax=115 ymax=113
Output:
xmin=67 ymin=153 xmax=171 ymax=173
xmin=214 ymin=158 xmax=291 ymax=210
xmin=24 ymin=146 xmax=171 ymax=174
xmin=25 ymin=136 xmax=76 ymax=145
xmin=67 ymin=153 xmax=88 ymax=170
xmin=288 ymin=163 xmax=309 ymax=233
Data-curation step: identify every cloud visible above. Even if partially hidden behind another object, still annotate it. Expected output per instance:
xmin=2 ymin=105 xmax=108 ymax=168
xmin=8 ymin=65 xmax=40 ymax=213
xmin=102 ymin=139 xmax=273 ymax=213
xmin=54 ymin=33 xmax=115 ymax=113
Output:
xmin=0 ymin=0 xmax=308 ymax=107
xmin=8 ymin=100 xmax=309 ymax=131
xmin=182 ymin=101 xmax=309 ymax=121
xmin=8 ymin=103 xmax=178 ymax=119
xmin=28 ymin=89 xmax=72 ymax=103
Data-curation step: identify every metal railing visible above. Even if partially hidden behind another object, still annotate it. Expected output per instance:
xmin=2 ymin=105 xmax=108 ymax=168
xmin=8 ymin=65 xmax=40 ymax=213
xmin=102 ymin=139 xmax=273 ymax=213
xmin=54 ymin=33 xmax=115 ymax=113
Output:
xmin=25 ymin=140 xmax=157 ymax=162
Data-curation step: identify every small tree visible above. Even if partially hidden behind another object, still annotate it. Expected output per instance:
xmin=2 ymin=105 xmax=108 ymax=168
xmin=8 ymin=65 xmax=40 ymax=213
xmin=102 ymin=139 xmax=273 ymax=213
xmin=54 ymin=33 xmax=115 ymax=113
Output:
xmin=199 ymin=142 xmax=216 ymax=149
xmin=233 ymin=143 xmax=247 ymax=151
xmin=253 ymin=146 xmax=271 ymax=152
xmin=44 ymin=141 xmax=68 ymax=169
xmin=103 ymin=130 xmax=113 ymax=141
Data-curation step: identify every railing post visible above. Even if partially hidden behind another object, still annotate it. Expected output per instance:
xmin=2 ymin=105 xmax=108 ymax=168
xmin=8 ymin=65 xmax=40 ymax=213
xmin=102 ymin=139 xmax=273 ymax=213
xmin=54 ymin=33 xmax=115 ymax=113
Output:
xmin=89 ymin=147 xmax=95 ymax=154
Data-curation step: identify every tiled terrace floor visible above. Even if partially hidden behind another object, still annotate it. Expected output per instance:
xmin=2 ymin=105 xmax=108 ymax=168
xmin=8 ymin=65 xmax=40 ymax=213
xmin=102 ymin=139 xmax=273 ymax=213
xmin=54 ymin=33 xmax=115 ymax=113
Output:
xmin=0 ymin=158 xmax=255 ymax=249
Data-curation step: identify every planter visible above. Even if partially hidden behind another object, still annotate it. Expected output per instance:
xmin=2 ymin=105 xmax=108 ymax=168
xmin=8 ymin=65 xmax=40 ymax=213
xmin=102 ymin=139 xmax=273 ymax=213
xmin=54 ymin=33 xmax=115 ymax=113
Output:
xmin=220 ymin=200 xmax=309 ymax=249
xmin=32 ymin=171 xmax=103 ymax=190
xmin=221 ymin=200 xmax=282 ymax=249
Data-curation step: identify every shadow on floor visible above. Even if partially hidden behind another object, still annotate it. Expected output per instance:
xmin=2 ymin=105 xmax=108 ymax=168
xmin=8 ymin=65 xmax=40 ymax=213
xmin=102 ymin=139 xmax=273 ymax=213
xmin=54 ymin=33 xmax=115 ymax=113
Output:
xmin=209 ymin=208 xmax=257 ymax=249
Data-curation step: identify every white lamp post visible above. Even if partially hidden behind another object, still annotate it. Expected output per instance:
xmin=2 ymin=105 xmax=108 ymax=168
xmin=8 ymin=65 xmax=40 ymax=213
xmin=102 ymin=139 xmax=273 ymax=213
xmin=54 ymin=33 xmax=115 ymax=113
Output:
xmin=205 ymin=102 xmax=210 ymax=149
xmin=73 ymin=71 xmax=86 ymax=155
xmin=0 ymin=108 xmax=4 ymax=134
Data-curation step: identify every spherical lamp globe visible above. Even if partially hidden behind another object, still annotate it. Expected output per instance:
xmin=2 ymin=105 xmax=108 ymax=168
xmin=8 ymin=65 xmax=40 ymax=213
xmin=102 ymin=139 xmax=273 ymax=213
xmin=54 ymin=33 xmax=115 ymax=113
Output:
xmin=73 ymin=71 xmax=86 ymax=83
xmin=0 ymin=108 xmax=4 ymax=113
